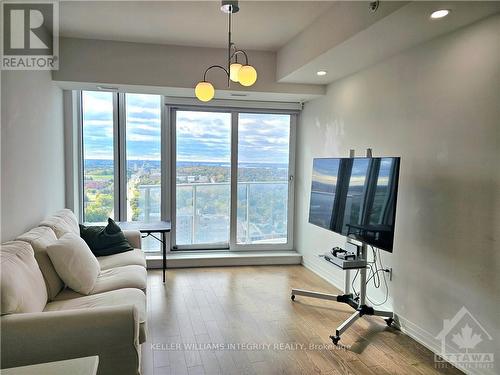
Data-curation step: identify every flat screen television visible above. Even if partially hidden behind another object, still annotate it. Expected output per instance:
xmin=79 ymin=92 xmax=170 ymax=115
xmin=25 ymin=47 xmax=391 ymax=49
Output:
xmin=308 ymin=157 xmax=400 ymax=252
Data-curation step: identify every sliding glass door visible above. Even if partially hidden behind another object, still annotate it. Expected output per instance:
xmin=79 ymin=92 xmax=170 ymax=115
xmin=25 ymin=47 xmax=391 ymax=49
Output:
xmin=171 ymin=107 xmax=295 ymax=251
xmin=174 ymin=110 xmax=232 ymax=248
xmin=236 ymin=113 xmax=291 ymax=246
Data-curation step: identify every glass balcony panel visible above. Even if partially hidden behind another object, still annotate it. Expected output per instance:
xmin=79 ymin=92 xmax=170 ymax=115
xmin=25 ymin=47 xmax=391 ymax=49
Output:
xmin=237 ymin=182 xmax=288 ymax=244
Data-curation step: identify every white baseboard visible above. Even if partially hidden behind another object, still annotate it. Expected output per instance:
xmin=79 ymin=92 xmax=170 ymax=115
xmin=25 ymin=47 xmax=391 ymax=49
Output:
xmin=147 ymin=251 xmax=302 ymax=268
xmin=396 ymin=315 xmax=495 ymax=375
xmin=301 ymin=259 xmax=495 ymax=375
xmin=301 ymin=254 xmax=345 ymax=291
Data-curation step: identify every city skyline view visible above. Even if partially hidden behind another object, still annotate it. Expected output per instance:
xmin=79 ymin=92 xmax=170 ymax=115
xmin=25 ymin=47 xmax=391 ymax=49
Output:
xmin=82 ymin=91 xmax=292 ymax=247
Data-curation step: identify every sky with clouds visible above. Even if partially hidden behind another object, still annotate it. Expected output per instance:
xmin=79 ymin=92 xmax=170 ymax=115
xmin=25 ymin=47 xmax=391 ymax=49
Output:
xmin=83 ymin=91 xmax=291 ymax=164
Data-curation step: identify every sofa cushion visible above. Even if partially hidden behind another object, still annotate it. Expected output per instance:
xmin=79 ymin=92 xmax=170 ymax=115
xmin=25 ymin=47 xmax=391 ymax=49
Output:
xmin=98 ymin=248 xmax=146 ymax=270
xmin=53 ymin=264 xmax=146 ymax=299
xmin=45 ymin=288 xmax=147 ymax=343
xmin=46 ymin=233 xmax=100 ymax=295
xmin=16 ymin=226 xmax=64 ymax=300
xmin=46 ymin=288 xmax=145 ymax=322
xmin=122 ymin=230 xmax=142 ymax=250
xmin=1 ymin=241 xmax=48 ymax=314
xmin=93 ymin=265 xmax=147 ymax=294
xmin=79 ymin=219 xmax=134 ymax=257
xmin=40 ymin=209 xmax=79 ymax=238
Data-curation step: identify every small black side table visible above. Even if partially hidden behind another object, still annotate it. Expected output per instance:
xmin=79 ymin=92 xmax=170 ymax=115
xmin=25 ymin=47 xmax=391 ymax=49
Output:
xmin=117 ymin=221 xmax=171 ymax=283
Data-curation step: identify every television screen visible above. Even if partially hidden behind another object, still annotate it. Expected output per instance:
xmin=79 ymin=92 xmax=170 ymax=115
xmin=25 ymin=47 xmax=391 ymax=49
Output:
xmin=309 ymin=157 xmax=400 ymax=252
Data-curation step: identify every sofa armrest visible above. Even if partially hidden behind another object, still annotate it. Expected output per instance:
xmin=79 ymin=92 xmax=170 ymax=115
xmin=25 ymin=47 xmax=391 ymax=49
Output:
xmin=123 ymin=230 xmax=142 ymax=249
xmin=1 ymin=306 xmax=140 ymax=375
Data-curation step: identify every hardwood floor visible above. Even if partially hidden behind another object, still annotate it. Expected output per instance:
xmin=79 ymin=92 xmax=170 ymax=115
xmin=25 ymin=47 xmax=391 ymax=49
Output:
xmin=142 ymin=266 xmax=462 ymax=375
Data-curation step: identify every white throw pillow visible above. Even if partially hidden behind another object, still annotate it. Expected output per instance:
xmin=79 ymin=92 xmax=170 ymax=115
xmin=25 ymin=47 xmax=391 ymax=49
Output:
xmin=46 ymin=233 xmax=100 ymax=295
xmin=40 ymin=209 xmax=80 ymax=238
xmin=1 ymin=241 xmax=48 ymax=314
xmin=17 ymin=226 xmax=64 ymax=300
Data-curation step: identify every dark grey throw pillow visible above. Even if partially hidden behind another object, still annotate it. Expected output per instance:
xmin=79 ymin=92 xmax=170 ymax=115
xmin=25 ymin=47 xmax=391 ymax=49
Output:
xmin=79 ymin=218 xmax=134 ymax=257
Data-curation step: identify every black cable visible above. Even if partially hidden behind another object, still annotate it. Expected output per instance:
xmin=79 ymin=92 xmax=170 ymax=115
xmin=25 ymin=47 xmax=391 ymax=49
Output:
xmin=366 ymin=247 xmax=389 ymax=306
xmin=351 ymin=246 xmax=390 ymax=305
xmin=369 ymin=270 xmax=389 ymax=306
xmin=365 ymin=246 xmax=381 ymax=288
xmin=366 ymin=268 xmax=385 ymax=287
xmin=366 ymin=247 xmax=377 ymax=264
xmin=351 ymin=269 xmax=360 ymax=297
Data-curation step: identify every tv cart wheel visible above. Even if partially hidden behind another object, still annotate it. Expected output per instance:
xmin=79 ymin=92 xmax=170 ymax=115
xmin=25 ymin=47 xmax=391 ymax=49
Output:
xmin=330 ymin=335 xmax=341 ymax=346
xmin=385 ymin=317 xmax=394 ymax=327
xmin=291 ymin=294 xmax=295 ymax=301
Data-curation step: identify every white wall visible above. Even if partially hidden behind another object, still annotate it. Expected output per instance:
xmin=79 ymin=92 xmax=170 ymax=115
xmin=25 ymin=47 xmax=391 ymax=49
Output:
xmin=53 ymin=37 xmax=324 ymax=101
xmin=295 ymin=14 xmax=499 ymax=373
xmin=1 ymin=71 xmax=65 ymax=241
xmin=277 ymin=1 xmax=405 ymax=80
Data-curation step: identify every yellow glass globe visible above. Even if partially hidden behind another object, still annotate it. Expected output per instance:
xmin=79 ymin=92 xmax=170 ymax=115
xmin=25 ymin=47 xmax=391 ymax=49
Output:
xmin=195 ymin=81 xmax=215 ymax=102
xmin=230 ymin=63 xmax=242 ymax=82
xmin=238 ymin=65 xmax=257 ymax=86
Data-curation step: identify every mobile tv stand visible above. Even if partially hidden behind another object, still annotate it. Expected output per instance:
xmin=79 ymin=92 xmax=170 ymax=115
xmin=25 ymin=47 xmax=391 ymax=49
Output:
xmin=291 ymin=148 xmax=394 ymax=346
xmin=291 ymin=242 xmax=394 ymax=345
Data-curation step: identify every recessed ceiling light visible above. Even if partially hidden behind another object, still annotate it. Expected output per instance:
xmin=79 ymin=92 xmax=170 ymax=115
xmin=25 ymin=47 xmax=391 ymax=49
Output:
xmin=430 ymin=9 xmax=450 ymax=19
xmin=317 ymin=71 xmax=327 ymax=76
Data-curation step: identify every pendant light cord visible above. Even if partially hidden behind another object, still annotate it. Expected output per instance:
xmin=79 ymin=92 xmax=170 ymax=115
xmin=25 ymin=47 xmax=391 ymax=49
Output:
xmin=227 ymin=7 xmax=232 ymax=86
xmin=195 ymin=1 xmax=257 ymax=101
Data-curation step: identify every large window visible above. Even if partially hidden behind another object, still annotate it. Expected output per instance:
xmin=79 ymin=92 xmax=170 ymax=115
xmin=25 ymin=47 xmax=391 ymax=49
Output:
xmin=125 ymin=94 xmax=162 ymax=223
xmin=171 ymin=108 xmax=295 ymax=251
xmin=79 ymin=92 xmax=296 ymax=252
xmin=82 ymin=91 xmax=115 ymax=222
xmin=237 ymin=113 xmax=291 ymax=244
xmin=80 ymin=91 xmax=162 ymax=252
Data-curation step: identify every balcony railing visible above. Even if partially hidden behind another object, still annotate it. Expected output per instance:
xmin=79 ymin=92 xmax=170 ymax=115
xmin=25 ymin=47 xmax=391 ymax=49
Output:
xmin=135 ymin=181 xmax=288 ymax=246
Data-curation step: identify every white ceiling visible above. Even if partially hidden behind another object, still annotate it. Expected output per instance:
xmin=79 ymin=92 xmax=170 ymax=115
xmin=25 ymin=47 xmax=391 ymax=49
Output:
xmin=57 ymin=0 xmax=500 ymax=100
xmin=60 ymin=1 xmax=334 ymax=51
xmin=278 ymin=1 xmax=500 ymax=84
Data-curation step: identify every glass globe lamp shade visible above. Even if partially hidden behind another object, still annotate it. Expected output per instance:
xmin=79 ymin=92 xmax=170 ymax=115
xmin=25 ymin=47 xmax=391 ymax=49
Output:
xmin=195 ymin=81 xmax=215 ymax=102
xmin=238 ymin=65 xmax=257 ymax=87
xmin=230 ymin=63 xmax=242 ymax=82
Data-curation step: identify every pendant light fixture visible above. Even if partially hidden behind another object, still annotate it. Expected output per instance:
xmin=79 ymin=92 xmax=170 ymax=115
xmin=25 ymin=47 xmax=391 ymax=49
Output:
xmin=194 ymin=1 xmax=257 ymax=102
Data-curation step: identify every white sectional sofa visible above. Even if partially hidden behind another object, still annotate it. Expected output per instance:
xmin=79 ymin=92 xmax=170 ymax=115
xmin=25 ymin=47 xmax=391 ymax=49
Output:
xmin=1 ymin=209 xmax=147 ymax=375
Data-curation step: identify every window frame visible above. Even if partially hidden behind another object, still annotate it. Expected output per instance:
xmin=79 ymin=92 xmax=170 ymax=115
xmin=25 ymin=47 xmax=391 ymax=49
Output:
xmin=78 ymin=90 xmax=165 ymax=254
xmin=169 ymin=106 xmax=234 ymax=251
xmin=78 ymin=90 xmax=120 ymax=223
xmin=233 ymin=109 xmax=296 ymax=251
xmin=76 ymin=91 xmax=297 ymax=253
xmin=168 ymin=104 xmax=297 ymax=252
xmin=121 ymin=93 xmax=165 ymax=224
